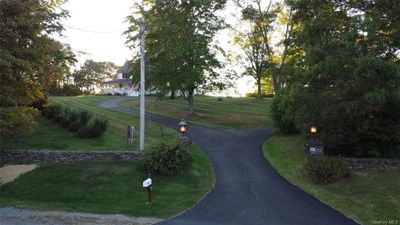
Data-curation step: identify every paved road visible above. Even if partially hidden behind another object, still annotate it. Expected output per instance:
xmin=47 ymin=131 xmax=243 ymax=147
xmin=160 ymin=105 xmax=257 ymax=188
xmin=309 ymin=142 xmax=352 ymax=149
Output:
xmin=100 ymin=98 xmax=359 ymax=225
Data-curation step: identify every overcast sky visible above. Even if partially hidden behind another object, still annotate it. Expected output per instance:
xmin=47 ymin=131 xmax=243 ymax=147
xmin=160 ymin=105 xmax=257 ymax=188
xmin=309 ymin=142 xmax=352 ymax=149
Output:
xmin=56 ymin=0 xmax=253 ymax=96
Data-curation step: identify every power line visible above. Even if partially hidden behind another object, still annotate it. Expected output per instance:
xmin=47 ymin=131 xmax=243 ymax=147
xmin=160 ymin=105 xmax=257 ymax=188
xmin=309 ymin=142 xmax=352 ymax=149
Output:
xmin=63 ymin=24 xmax=124 ymax=34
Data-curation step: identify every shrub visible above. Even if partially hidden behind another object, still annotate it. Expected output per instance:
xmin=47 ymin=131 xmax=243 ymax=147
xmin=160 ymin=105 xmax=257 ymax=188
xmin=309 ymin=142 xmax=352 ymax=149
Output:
xmin=77 ymin=116 xmax=108 ymax=138
xmin=303 ymin=156 xmax=350 ymax=185
xmin=61 ymin=108 xmax=79 ymax=128
xmin=46 ymin=104 xmax=62 ymax=120
xmin=271 ymin=88 xmax=299 ymax=134
xmin=68 ymin=120 xmax=81 ymax=132
xmin=45 ymin=104 xmax=55 ymax=119
xmin=140 ymin=142 xmax=193 ymax=176
xmin=77 ymin=126 xmax=93 ymax=138
xmin=78 ymin=110 xmax=91 ymax=126
xmin=0 ymin=106 xmax=40 ymax=137
xmin=60 ymin=107 xmax=72 ymax=127
xmin=53 ymin=105 xmax=64 ymax=123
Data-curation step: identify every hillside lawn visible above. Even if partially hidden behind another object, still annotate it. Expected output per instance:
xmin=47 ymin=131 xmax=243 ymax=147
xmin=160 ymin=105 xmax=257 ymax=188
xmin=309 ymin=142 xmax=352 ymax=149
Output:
xmin=2 ymin=96 xmax=176 ymax=151
xmin=121 ymin=96 xmax=273 ymax=128
xmin=263 ymin=134 xmax=400 ymax=225
xmin=0 ymin=96 xmax=214 ymax=218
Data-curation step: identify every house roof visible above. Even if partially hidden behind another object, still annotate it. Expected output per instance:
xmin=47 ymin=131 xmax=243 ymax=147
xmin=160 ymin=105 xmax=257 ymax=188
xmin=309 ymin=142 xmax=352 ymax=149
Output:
xmin=117 ymin=61 xmax=132 ymax=74
xmin=102 ymin=78 xmax=133 ymax=84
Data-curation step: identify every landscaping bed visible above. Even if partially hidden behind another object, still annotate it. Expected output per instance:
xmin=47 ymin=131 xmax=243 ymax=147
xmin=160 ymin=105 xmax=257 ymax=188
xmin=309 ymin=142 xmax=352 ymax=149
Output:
xmin=263 ymin=134 xmax=400 ymax=225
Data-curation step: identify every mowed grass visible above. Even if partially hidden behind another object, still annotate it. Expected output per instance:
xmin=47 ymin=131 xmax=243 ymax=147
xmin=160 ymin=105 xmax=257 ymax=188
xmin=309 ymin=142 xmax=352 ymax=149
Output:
xmin=0 ymin=145 xmax=214 ymax=218
xmin=121 ymin=96 xmax=272 ymax=128
xmin=0 ymin=96 xmax=214 ymax=218
xmin=1 ymin=96 xmax=177 ymax=151
xmin=263 ymin=135 xmax=400 ymax=225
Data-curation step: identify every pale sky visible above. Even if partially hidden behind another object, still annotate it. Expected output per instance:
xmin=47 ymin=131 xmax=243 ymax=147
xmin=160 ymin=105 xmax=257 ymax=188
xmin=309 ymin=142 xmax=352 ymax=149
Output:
xmin=56 ymin=0 xmax=254 ymax=96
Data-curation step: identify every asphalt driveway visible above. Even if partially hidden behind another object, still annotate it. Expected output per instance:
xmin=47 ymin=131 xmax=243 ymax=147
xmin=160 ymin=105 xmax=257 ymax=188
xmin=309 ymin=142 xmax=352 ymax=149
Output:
xmin=99 ymin=97 xmax=358 ymax=225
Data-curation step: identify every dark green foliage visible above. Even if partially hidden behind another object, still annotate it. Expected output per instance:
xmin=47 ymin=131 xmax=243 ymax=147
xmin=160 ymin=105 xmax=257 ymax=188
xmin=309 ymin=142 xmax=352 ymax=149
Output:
xmin=53 ymin=105 xmax=64 ymax=123
xmin=126 ymin=0 xmax=227 ymax=114
xmin=46 ymin=104 xmax=62 ymax=120
xmin=77 ymin=117 xmax=108 ymax=138
xmin=283 ymin=0 xmax=400 ymax=157
xmin=60 ymin=108 xmax=79 ymax=127
xmin=140 ymin=142 xmax=193 ymax=176
xmin=68 ymin=121 xmax=81 ymax=132
xmin=303 ymin=157 xmax=350 ymax=185
xmin=271 ymin=88 xmax=299 ymax=134
xmin=78 ymin=110 xmax=91 ymax=126
xmin=0 ymin=0 xmax=76 ymax=135
xmin=30 ymin=96 xmax=49 ymax=112
xmin=42 ymin=103 xmax=106 ymax=138
xmin=48 ymin=84 xmax=82 ymax=96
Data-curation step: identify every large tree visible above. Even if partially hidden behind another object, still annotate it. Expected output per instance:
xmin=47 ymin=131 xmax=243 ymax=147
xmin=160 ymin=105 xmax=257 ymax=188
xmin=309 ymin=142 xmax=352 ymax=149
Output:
xmin=0 ymin=0 xmax=73 ymax=136
xmin=73 ymin=60 xmax=118 ymax=93
xmin=286 ymin=0 xmax=400 ymax=157
xmin=233 ymin=0 xmax=296 ymax=95
xmin=126 ymin=0 xmax=227 ymax=115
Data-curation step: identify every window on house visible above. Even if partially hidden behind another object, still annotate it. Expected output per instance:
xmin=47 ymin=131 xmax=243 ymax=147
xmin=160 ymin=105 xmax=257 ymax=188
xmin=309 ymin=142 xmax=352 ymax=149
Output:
xmin=119 ymin=84 xmax=123 ymax=88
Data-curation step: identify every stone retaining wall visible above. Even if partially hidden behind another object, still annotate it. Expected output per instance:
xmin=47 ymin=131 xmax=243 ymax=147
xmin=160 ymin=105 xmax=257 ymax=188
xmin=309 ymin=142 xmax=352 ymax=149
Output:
xmin=344 ymin=157 xmax=400 ymax=170
xmin=0 ymin=149 xmax=140 ymax=163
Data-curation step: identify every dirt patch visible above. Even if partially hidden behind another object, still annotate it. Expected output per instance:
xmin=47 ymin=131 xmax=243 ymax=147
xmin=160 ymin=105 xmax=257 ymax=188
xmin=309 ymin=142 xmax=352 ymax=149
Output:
xmin=0 ymin=164 xmax=37 ymax=185
xmin=0 ymin=207 xmax=163 ymax=225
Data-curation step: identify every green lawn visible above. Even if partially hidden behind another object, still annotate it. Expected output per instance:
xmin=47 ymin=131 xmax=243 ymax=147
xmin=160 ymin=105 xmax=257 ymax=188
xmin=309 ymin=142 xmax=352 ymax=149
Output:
xmin=0 ymin=144 xmax=213 ymax=218
xmin=263 ymin=134 xmax=400 ymax=225
xmin=121 ymin=96 xmax=273 ymax=128
xmin=0 ymin=96 xmax=214 ymax=218
xmin=1 ymin=96 xmax=177 ymax=151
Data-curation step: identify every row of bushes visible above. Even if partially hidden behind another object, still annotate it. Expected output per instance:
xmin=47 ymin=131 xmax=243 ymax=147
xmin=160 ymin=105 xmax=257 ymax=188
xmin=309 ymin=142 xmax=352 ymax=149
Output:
xmin=44 ymin=104 xmax=108 ymax=138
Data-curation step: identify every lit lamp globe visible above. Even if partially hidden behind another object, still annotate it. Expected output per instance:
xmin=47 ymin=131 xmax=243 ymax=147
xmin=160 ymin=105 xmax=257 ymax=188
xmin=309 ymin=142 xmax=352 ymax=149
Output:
xmin=179 ymin=119 xmax=188 ymax=135
xmin=310 ymin=126 xmax=317 ymax=135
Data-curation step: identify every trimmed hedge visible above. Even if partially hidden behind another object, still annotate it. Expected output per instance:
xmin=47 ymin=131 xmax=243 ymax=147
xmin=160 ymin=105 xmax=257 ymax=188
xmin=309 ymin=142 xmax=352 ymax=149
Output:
xmin=42 ymin=103 xmax=107 ymax=138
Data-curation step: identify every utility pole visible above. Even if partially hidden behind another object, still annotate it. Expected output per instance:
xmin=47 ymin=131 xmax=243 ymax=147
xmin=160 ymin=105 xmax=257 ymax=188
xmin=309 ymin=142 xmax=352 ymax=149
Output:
xmin=139 ymin=17 xmax=145 ymax=152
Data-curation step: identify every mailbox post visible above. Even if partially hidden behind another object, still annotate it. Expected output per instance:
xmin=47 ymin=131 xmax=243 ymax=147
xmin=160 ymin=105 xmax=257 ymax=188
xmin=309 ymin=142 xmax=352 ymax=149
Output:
xmin=143 ymin=175 xmax=152 ymax=204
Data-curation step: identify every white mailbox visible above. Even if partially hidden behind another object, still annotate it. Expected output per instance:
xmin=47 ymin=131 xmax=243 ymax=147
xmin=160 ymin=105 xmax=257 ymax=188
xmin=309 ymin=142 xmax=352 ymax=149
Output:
xmin=143 ymin=178 xmax=152 ymax=188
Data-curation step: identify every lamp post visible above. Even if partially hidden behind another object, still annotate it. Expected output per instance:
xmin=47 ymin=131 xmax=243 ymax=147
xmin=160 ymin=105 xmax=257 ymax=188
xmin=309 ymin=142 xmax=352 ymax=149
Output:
xmin=179 ymin=119 xmax=188 ymax=136
xmin=178 ymin=119 xmax=191 ymax=145
xmin=304 ymin=124 xmax=324 ymax=160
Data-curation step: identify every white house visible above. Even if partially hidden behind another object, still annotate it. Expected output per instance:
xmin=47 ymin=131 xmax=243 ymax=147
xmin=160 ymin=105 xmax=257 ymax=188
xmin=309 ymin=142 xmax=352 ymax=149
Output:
xmin=102 ymin=62 xmax=140 ymax=96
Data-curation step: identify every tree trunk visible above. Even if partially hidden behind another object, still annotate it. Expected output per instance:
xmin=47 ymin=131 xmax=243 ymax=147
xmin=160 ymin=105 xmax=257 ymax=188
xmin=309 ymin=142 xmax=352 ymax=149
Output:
xmin=169 ymin=90 xmax=176 ymax=99
xmin=187 ymin=88 xmax=194 ymax=115
xmin=272 ymin=74 xmax=281 ymax=94
xmin=256 ymin=78 xmax=262 ymax=98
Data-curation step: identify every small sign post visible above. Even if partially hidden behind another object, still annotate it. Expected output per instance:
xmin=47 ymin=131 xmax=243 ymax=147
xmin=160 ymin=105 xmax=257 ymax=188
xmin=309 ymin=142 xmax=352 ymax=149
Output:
xmin=127 ymin=124 xmax=135 ymax=146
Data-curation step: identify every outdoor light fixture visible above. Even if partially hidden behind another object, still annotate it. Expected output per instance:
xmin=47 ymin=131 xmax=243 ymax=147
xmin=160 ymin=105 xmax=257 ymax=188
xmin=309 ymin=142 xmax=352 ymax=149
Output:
xmin=179 ymin=119 xmax=188 ymax=135
xmin=310 ymin=125 xmax=317 ymax=134
xmin=304 ymin=124 xmax=324 ymax=159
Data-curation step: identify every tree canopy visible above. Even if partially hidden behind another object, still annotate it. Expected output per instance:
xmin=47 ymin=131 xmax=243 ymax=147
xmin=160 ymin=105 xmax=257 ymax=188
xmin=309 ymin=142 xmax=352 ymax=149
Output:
xmin=0 ymin=0 xmax=74 ymax=136
xmin=272 ymin=0 xmax=400 ymax=157
xmin=126 ymin=0 xmax=227 ymax=114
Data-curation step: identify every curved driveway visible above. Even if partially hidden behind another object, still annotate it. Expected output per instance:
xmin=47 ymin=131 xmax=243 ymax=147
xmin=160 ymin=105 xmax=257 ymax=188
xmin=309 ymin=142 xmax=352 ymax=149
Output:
xmin=100 ymin=97 xmax=358 ymax=225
